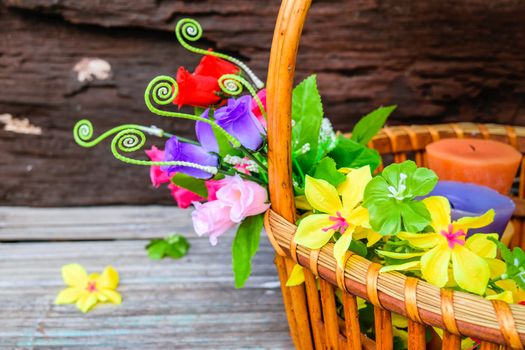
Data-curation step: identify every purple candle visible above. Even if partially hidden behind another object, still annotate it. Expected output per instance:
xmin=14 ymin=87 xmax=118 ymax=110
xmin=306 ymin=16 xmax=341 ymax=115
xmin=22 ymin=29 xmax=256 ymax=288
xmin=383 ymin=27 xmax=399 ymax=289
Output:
xmin=426 ymin=181 xmax=515 ymax=238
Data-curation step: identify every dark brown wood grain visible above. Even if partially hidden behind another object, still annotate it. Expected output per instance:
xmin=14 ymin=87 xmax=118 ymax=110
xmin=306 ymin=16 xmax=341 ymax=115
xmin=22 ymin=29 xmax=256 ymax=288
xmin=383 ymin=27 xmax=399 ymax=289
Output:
xmin=1 ymin=0 xmax=525 ymax=206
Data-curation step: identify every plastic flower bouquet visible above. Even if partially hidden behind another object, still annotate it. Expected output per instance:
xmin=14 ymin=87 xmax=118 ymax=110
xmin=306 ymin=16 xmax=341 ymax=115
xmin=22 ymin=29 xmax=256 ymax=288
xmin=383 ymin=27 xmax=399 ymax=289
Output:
xmin=74 ymin=18 xmax=524 ymax=332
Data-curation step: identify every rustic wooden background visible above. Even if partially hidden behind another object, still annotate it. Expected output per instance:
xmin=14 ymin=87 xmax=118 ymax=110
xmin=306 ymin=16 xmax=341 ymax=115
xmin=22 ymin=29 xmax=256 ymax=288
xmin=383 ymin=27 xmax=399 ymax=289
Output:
xmin=1 ymin=0 xmax=525 ymax=206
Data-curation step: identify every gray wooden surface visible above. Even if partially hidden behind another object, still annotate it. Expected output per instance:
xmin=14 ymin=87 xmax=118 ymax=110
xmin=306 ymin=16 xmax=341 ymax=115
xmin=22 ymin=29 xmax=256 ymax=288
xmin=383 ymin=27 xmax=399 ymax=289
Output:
xmin=0 ymin=206 xmax=293 ymax=349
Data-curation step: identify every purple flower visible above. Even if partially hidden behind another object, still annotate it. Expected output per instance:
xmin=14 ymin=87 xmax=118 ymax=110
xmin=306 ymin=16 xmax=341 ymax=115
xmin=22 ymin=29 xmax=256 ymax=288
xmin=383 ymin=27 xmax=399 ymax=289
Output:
xmin=161 ymin=136 xmax=218 ymax=179
xmin=195 ymin=109 xmax=219 ymax=154
xmin=195 ymin=95 xmax=265 ymax=152
xmin=216 ymin=95 xmax=265 ymax=150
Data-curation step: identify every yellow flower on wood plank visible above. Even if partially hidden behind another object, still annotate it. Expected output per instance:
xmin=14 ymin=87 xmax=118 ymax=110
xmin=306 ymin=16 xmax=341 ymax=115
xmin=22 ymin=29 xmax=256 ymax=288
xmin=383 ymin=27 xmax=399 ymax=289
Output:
xmin=55 ymin=264 xmax=121 ymax=313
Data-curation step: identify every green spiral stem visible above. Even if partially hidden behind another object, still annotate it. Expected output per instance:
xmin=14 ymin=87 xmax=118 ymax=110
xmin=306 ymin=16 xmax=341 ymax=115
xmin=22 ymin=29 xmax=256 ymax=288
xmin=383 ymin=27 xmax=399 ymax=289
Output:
xmin=73 ymin=119 xmax=153 ymax=148
xmin=218 ymin=74 xmax=266 ymax=120
xmin=73 ymin=120 xmax=218 ymax=176
xmin=110 ymin=129 xmax=218 ymax=175
xmin=144 ymin=75 xmax=241 ymax=148
xmin=175 ymin=18 xmax=264 ymax=90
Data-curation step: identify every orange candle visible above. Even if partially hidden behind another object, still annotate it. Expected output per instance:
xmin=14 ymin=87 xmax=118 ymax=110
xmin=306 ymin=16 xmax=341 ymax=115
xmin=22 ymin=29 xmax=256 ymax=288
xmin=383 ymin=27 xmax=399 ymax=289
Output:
xmin=426 ymin=138 xmax=521 ymax=194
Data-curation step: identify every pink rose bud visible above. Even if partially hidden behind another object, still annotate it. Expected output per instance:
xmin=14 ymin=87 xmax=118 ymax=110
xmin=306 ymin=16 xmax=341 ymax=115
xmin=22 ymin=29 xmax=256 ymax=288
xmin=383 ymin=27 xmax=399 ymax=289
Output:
xmin=216 ymin=175 xmax=270 ymax=223
xmin=145 ymin=146 xmax=170 ymax=188
xmin=192 ymin=200 xmax=235 ymax=246
xmin=251 ymin=88 xmax=267 ymax=129
xmin=205 ymin=179 xmax=227 ymax=201
xmin=168 ymin=183 xmax=204 ymax=209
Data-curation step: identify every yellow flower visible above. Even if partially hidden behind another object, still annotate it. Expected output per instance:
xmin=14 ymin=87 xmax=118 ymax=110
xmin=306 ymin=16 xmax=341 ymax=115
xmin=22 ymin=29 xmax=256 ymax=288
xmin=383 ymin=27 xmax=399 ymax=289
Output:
xmin=286 ymin=264 xmax=305 ymax=286
xmin=380 ymin=196 xmax=496 ymax=295
xmin=353 ymin=227 xmax=383 ymax=247
xmin=487 ymin=279 xmax=525 ymax=304
xmin=294 ymin=166 xmax=373 ymax=268
xmin=55 ymin=264 xmax=122 ymax=313
xmin=356 ymin=296 xmax=367 ymax=310
xmin=295 ymin=195 xmax=313 ymax=211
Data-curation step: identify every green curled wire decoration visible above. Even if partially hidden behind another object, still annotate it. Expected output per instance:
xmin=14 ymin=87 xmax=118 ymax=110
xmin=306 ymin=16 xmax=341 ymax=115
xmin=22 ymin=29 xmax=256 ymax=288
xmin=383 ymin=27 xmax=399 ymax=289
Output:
xmin=74 ymin=119 xmax=151 ymax=148
xmin=144 ymin=75 xmax=241 ymax=148
xmin=150 ymin=77 xmax=177 ymax=105
xmin=112 ymin=128 xmax=146 ymax=153
xmin=72 ymin=120 xmax=218 ymax=176
xmin=218 ymin=74 xmax=266 ymax=119
xmin=110 ymin=129 xmax=218 ymax=175
xmin=175 ymin=18 xmax=265 ymax=90
xmin=218 ymin=75 xmax=243 ymax=96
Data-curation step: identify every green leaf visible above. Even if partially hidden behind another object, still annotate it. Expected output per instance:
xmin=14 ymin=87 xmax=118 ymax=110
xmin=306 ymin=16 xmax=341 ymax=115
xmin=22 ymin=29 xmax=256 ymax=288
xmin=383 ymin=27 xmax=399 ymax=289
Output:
xmin=493 ymin=237 xmax=514 ymax=265
xmin=232 ymin=214 xmax=264 ymax=288
xmin=349 ymin=239 xmax=368 ymax=257
xmin=514 ymin=247 xmax=525 ymax=269
xmin=171 ymin=173 xmax=208 ymax=198
xmin=351 ymin=105 xmax=396 ymax=145
xmin=363 ymin=161 xmax=436 ymax=235
xmin=292 ymin=75 xmax=324 ymax=172
xmin=146 ymin=239 xmax=169 ymax=260
xmin=194 ymin=107 xmax=206 ymax=116
xmin=408 ymin=167 xmax=438 ymax=197
xmin=489 ymin=237 xmax=525 ymax=290
xmin=328 ymin=135 xmax=381 ymax=171
xmin=165 ymin=235 xmax=191 ymax=259
xmin=145 ymin=234 xmax=190 ymax=261
xmin=380 ymin=238 xmax=424 ymax=266
xmin=350 ymin=146 xmax=381 ymax=171
xmin=212 ymin=126 xmax=236 ymax=157
xmin=512 ymin=247 xmax=525 ymax=290
xmin=381 ymin=161 xmax=437 ymax=198
xmin=400 ymin=201 xmax=431 ymax=233
xmin=311 ymin=157 xmax=346 ymax=187
xmin=316 ymin=118 xmax=337 ymax=160
xmin=365 ymin=194 xmax=403 ymax=235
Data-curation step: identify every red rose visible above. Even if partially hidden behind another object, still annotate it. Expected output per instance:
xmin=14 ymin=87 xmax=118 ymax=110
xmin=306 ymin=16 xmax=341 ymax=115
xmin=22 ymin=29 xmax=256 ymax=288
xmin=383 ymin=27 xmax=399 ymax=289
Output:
xmin=173 ymin=67 xmax=221 ymax=108
xmin=194 ymin=52 xmax=240 ymax=80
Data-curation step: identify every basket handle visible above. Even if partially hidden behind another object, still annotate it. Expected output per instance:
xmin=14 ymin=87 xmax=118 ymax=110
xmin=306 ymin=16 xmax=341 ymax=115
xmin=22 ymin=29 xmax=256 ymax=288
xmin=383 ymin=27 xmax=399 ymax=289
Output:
xmin=266 ymin=0 xmax=312 ymax=222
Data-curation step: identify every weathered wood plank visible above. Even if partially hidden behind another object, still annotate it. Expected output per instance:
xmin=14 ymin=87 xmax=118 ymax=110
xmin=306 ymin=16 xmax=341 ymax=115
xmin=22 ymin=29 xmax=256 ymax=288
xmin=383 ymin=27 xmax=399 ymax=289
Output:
xmin=1 ymin=0 xmax=525 ymax=206
xmin=0 ymin=206 xmax=185 ymax=227
xmin=0 ymin=206 xmax=278 ymax=243
xmin=0 ymin=232 xmax=293 ymax=348
xmin=0 ymin=206 xmax=195 ymax=240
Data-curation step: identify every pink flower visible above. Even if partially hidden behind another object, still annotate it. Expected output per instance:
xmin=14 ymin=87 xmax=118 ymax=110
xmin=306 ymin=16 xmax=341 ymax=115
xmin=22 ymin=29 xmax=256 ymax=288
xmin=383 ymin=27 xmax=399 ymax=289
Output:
xmin=251 ymin=89 xmax=267 ymax=129
xmin=192 ymin=201 xmax=235 ymax=245
xmin=145 ymin=146 xmax=170 ymax=188
xmin=234 ymin=161 xmax=251 ymax=175
xmin=216 ymin=175 xmax=270 ymax=223
xmin=168 ymin=183 xmax=204 ymax=209
xmin=205 ymin=179 xmax=227 ymax=201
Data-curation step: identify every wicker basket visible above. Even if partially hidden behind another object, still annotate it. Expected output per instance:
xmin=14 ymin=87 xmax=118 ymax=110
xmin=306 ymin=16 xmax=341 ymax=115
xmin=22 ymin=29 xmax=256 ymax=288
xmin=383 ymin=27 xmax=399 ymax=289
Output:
xmin=264 ymin=1 xmax=525 ymax=349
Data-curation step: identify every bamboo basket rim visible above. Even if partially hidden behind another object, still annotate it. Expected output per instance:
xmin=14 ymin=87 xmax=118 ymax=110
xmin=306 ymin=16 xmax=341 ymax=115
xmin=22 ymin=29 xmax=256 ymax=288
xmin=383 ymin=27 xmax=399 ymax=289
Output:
xmin=264 ymin=208 xmax=525 ymax=347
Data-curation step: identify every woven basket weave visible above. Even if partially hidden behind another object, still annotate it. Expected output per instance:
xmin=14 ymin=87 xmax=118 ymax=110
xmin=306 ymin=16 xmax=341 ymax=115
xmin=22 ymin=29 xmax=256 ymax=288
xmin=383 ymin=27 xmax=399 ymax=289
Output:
xmin=264 ymin=1 xmax=525 ymax=349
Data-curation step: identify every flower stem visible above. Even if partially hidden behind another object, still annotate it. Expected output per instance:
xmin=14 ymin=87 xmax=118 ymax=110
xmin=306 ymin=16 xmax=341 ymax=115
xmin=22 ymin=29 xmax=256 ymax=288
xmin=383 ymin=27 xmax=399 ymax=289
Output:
xmin=239 ymin=145 xmax=268 ymax=173
xmin=217 ymin=169 xmax=266 ymax=185
xmin=488 ymin=280 xmax=505 ymax=294
xmin=161 ymin=132 xmax=201 ymax=146
xmin=292 ymin=156 xmax=305 ymax=183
